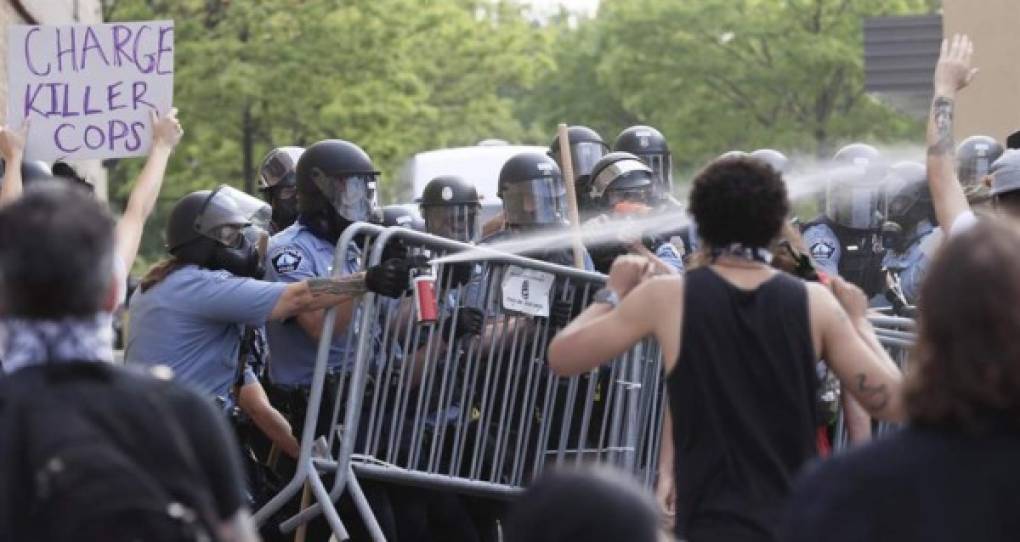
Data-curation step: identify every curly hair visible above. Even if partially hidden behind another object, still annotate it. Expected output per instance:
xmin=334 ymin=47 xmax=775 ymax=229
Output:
xmin=688 ymin=156 xmax=789 ymax=248
xmin=905 ymin=219 xmax=1020 ymax=433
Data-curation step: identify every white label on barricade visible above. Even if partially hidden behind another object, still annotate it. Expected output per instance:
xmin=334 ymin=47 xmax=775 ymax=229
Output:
xmin=501 ymin=265 xmax=554 ymax=317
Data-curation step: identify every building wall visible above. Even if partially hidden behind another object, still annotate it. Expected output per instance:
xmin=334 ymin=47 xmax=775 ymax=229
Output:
xmin=0 ymin=0 xmax=107 ymax=198
xmin=943 ymin=0 xmax=1020 ymax=143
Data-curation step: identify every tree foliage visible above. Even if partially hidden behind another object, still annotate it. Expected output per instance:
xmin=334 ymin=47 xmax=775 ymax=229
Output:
xmin=100 ymin=0 xmax=936 ymax=269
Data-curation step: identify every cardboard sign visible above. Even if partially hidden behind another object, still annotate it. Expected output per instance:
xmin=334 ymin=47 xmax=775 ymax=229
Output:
xmin=7 ymin=21 xmax=174 ymax=161
xmin=501 ymin=265 xmax=554 ymax=317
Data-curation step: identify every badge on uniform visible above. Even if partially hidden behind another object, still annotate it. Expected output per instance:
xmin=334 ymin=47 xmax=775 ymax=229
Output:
xmin=272 ymin=248 xmax=303 ymax=273
xmin=810 ymin=241 xmax=835 ymax=260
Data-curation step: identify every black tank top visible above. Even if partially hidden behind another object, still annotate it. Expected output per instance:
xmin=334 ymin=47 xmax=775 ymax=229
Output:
xmin=668 ymin=267 xmax=817 ymax=542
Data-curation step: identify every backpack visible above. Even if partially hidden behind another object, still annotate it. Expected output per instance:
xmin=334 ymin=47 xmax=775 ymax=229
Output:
xmin=0 ymin=362 xmax=223 ymax=542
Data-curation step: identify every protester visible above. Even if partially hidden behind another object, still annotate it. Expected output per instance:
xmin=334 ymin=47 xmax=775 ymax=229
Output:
xmin=549 ymin=157 xmax=904 ymax=541
xmin=784 ymin=219 xmax=1020 ymax=542
xmin=504 ymin=466 xmax=661 ymax=542
xmin=923 ymin=34 xmax=1020 ymax=235
xmin=0 ymin=183 xmax=258 ymax=542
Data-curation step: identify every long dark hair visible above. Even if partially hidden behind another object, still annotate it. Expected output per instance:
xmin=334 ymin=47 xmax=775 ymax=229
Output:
xmin=905 ymin=219 xmax=1020 ymax=433
xmin=139 ymin=257 xmax=187 ymax=293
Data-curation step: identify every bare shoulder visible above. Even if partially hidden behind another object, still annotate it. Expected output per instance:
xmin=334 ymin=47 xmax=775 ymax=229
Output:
xmin=638 ymin=274 xmax=683 ymax=303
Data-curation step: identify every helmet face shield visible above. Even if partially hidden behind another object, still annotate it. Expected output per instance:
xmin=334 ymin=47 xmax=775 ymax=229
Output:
xmin=642 ymin=153 xmax=673 ymax=197
xmin=826 ymin=169 xmax=884 ymax=229
xmin=195 ymin=186 xmax=272 ymax=245
xmin=503 ymin=177 xmax=567 ymax=227
xmin=258 ymin=147 xmax=303 ymax=191
xmin=566 ymin=141 xmax=608 ymax=178
xmin=310 ymin=171 xmax=377 ymax=223
xmin=607 ymin=185 xmax=653 ymax=208
xmin=423 ymin=203 xmax=480 ymax=243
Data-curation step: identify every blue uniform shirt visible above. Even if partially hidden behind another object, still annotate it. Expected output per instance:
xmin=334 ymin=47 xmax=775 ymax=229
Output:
xmin=802 ymin=222 xmax=841 ymax=277
xmin=882 ymin=220 xmax=941 ymax=304
xmin=264 ymin=222 xmax=361 ymax=387
xmin=125 ymin=265 xmax=286 ymax=398
xmin=654 ymin=241 xmax=685 ymax=273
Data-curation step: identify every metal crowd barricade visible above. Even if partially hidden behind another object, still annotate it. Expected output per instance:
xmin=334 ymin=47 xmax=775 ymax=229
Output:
xmin=832 ymin=313 xmax=917 ymax=450
xmin=270 ymin=226 xmax=667 ymax=539
xmin=253 ymin=221 xmax=387 ymax=539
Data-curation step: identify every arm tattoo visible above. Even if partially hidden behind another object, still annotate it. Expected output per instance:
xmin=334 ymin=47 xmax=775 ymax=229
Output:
xmin=855 ymin=373 xmax=890 ymax=411
xmin=307 ymin=272 xmax=367 ymax=297
xmin=927 ymin=96 xmax=955 ymax=156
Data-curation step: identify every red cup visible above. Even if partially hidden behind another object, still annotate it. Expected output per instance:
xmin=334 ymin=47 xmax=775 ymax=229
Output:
xmin=413 ymin=275 xmax=439 ymax=323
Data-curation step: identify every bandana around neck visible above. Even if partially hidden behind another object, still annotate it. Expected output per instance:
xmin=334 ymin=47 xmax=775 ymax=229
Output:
xmin=709 ymin=243 xmax=774 ymax=265
xmin=0 ymin=314 xmax=114 ymax=373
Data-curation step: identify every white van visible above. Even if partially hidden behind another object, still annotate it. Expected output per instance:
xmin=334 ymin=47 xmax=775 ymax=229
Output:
xmin=396 ymin=142 xmax=547 ymax=225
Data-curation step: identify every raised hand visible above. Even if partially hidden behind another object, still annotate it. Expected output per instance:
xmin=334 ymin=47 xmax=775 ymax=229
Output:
xmin=151 ymin=107 xmax=183 ymax=150
xmin=0 ymin=120 xmax=29 ymax=162
xmin=933 ymin=34 xmax=978 ymax=96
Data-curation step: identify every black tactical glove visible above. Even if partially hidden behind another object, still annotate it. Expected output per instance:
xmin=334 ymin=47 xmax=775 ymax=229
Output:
xmin=441 ymin=307 xmax=484 ymax=340
xmin=365 ymin=258 xmax=414 ymax=298
xmin=381 ymin=238 xmax=410 ymax=264
xmin=445 ymin=262 xmax=474 ymax=288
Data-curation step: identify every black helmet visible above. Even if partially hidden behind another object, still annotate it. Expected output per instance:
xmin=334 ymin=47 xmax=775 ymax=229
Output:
xmin=826 ymin=144 xmax=886 ymax=230
xmin=956 ymin=135 xmax=1004 ymax=202
xmin=548 ymin=125 xmax=609 ymax=184
xmin=498 ymin=152 xmax=566 ymax=229
xmin=613 ymin=126 xmax=672 ymax=197
xmin=166 ymin=186 xmax=271 ymax=278
xmin=296 ymin=139 xmax=379 ymax=241
xmin=378 ymin=204 xmax=425 ymax=231
xmin=750 ymin=149 xmax=790 ymax=174
xmin=884 ymin=161 xmax=931 ymax=229
xmin=258 ymin=146 xmax=304 ymax=230
xmin=258 ymin=146 xmax=304 ymax=191
xmin=588 ymin=152 xmax=654 ymax=209
xmin=418 ymin=175 xmax=481 ymax=242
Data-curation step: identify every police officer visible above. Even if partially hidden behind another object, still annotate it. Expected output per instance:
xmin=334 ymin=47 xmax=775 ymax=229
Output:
xmin=584 ymin=152 xmax=683 ymax=274
xmin=613 ymin=125 xmax=673 ymax=201
xmin=881 ymin=161 xmax=941 ymax=306
xmin=955 ymin=135 xmax=1004 ymax=205
xmin=548 ymin=125 xmax=609 ymax=219
xmin=485 ymin=151 xmax=595 ymax=270
xmin=257 ymin=146 xmax=305 ymax=234
xmin=126 ymin=185 xmax=384 ymax=460
xmin=802 ymin=143 xmax=889 ymax=298
xmin=264 ymin=139 xmax=409 ymax=403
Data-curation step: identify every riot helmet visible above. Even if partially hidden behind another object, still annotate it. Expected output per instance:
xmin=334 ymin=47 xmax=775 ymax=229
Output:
xmin=498 ymin=152 xmax=567 ymax=230
xmin=166 ymin=186 xmax=271 ymax=278
xmin=296 ymin=139 xmax=379 ymax=242
xmin=825 ymin=144 xmax=886 ymax=230
xmin=613 ymin=126 xmax=673 ymax=198
xmin=378 ymin=204 xmax=425 ymax=231
xmin=258 ymin=146 xmax=304 ymax=230
xmin=883 ymin=161 xmax=932 ymax=230
xmin=956 ymin=135 xmax=1003 ymax=202
xmin=588 ymin=152 xmax=654 ymax=210
xmin=750 ymin=149 xmax=790 ymax=175
xmin=548 ymin=125 xmax=609 ymax=186
xmin=418 ymin=175 xmax=481 ymax=243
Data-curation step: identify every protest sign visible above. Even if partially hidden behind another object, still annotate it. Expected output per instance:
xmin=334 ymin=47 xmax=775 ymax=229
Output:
xmin=6 ymin=20 xmax=174 ymax=161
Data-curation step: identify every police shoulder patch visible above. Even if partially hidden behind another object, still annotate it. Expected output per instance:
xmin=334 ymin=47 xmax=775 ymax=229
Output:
xmin=272 ymin=248 xmax=304 ymax=273
xmin=810 ymin=241 xmax=836 ymax=260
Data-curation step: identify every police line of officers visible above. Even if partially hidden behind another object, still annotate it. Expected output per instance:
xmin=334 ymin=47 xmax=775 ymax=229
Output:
xmin=118 ymin=122 xmax=1014 ymax=535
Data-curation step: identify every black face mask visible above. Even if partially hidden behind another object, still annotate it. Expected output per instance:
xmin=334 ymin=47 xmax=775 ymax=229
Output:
xmin=271 ymin=194 xmax=299 ymax=231
xmin=208 ymin=234 xmax=265 ymax=279
xmin=299 ymin=208 xmax=352 ymax=245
